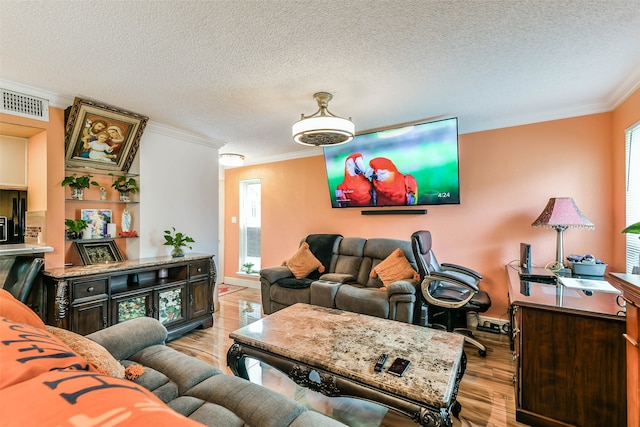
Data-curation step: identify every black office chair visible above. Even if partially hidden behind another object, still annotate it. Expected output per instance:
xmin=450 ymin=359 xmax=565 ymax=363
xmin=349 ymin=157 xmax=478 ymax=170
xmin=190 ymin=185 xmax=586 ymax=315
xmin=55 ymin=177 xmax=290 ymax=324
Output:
xmin=3 ymin=256 xmax=44 ymax=304
xmin=411 ymin=230 xmax=491 ymax=356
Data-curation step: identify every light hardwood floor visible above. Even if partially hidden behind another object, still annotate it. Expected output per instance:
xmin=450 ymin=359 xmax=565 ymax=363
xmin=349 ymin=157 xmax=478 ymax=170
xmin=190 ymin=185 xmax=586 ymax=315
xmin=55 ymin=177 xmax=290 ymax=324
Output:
xmin=168 ymin=287 xmax=530 ymax=427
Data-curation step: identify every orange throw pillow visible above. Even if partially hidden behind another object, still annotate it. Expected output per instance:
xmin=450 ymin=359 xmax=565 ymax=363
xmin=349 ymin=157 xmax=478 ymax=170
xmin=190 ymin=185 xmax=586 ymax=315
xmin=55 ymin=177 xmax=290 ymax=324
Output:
xmin=0 ymin=369 xmax=204 ymax=427
xmin=46 ymin=326 xmax=126 ymax=379
xmin=0 ymin=289 xmax=45 ymax=329
xmin=284 ymin=242 xmax=325 ymax=279
xmin=0 ymin=317 xmax=96 ymax=389
xmin=371 ymin=248 xmax=419 ymax=287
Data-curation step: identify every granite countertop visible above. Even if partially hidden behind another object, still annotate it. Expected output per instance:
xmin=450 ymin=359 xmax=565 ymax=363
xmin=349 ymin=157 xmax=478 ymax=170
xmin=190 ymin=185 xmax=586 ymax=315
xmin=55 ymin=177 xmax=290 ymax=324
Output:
xmin=230 ymin=303 xmax=465 ymax=408
xmin=0 ymin=243 xmax=54 ymax=257
xmin=44 ymin=253 xmax=214 ymax=278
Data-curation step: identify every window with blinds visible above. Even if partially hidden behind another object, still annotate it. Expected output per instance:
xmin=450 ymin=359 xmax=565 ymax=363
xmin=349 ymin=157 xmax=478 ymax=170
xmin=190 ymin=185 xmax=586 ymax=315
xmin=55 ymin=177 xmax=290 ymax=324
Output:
xmin=626 ymin=122 xmax=640 ymax=273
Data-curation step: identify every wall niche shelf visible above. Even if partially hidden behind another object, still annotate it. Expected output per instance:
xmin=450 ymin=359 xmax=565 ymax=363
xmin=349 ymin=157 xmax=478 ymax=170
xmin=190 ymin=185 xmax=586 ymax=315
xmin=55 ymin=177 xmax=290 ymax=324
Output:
xmin=64 ymin=167 xmax=140 ymax=264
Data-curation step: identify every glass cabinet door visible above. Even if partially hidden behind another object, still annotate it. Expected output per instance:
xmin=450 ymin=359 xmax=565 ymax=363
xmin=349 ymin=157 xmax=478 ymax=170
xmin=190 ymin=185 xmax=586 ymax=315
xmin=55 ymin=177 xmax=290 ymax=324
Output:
xmin=157 ymin=284 xmax=186 ymax=326
xmin=112 ymin=291 xmax=152 ymax=324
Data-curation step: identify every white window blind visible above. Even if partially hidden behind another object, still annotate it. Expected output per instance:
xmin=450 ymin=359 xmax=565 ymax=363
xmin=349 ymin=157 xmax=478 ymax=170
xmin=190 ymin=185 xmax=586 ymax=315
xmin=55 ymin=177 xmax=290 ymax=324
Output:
xmin=626 ymin=122 xmax=640 ymax=273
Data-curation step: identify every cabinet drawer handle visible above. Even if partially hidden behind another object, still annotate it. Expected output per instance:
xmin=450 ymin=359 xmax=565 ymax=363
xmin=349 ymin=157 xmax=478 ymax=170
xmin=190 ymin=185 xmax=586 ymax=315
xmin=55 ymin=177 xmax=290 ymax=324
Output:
xmin=87 ymin=286 xmax=95 ymax=292
xmin=197 ymin=267 xmax=202 ymax=273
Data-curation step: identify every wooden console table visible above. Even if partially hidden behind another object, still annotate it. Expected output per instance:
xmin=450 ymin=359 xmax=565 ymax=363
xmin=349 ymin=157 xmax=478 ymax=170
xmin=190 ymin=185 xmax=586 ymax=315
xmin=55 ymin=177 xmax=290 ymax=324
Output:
xmin=506 ymin=266 xmax=626 ymax=427
xmin=609 ymin=272 xmax=640 ymax=427
xmin=43 ymin=253 xmax=216 ymax=340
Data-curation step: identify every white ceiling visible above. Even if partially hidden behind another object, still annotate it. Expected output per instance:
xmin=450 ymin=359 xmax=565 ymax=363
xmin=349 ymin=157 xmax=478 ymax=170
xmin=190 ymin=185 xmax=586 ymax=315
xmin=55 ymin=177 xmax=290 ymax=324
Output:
xmin=1 ymin=1 xmax=639 ymax=165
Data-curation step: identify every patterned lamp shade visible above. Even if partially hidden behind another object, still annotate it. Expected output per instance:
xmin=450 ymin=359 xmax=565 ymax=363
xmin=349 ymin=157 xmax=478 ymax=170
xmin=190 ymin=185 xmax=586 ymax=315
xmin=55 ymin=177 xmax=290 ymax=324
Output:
xmin=531 ymin=197 xmax=595 ymax=229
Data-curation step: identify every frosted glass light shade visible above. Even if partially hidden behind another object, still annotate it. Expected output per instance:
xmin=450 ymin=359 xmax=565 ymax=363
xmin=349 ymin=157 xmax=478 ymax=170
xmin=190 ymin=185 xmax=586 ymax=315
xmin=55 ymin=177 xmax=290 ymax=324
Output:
xmin=219 ymin=153 xmax=245 ymax=167
xmin=292 ymin=115 xmax=355 ymax=146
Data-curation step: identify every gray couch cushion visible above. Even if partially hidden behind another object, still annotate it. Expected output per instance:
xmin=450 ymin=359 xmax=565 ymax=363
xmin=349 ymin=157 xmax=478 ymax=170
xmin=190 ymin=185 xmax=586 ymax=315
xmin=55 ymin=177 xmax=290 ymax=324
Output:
xmin=270 ymin=283 xmax=311 ymax=306
xmin=128 ymin=344 xmax=220 ymax=394
xmin=186 ymin=374 xmax=307 ymax=427
xmin=168 ymin=396 xmax=244 ymax=427
xmin=335 ymin=285 xmax=390 ymax=319
xmin=87 ymin=316 xmax=168 ymax=360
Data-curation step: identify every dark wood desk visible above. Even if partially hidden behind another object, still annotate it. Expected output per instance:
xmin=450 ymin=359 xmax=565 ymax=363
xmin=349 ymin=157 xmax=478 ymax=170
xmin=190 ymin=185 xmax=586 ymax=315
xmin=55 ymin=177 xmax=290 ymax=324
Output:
xmin=506 ymin=266 xmax=626 ymax=427
xmin=609 ymin=273 xmax=640 ymax=427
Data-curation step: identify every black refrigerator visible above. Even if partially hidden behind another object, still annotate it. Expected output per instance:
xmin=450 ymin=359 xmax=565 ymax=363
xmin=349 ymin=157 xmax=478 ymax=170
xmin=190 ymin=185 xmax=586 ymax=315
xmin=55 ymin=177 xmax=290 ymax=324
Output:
xmin=0 ymin=189 xmax=27 ymax=244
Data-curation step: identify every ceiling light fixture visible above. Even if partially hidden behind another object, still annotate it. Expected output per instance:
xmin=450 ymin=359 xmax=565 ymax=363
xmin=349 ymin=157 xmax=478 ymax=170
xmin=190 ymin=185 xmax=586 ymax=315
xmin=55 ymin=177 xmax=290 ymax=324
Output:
xmin=219 ymin=153 xmax=245 ymax=167
xmin=292 ymin=92 xmax=354 ymax=147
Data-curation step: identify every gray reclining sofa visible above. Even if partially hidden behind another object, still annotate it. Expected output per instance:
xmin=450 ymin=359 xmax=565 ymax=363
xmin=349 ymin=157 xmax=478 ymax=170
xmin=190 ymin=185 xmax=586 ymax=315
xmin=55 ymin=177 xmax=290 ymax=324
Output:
xmin=260 ymin=234 xmax=422 ymax=323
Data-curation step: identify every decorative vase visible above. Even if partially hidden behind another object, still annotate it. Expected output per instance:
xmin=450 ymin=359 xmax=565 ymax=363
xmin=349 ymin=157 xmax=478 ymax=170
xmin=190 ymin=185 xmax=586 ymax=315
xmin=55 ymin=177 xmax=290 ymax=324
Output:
xmin=71 ymin=187 xmax=84 ymax=200
xmin=171 ymin=247 xmax=185 ymax=258
xmin=119 ymin=191 xmax=130 ymax=202
xmin=82 ymin=228 xmax=92 ymax=239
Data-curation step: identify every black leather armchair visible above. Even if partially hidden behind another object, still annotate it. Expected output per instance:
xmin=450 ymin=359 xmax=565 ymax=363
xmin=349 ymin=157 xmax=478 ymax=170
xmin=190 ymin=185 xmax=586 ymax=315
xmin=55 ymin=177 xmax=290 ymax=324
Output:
xmin=410 ymin=230 xmax=491 ymax=356
xmin=3 ymin=256 xmax=44 ymax=303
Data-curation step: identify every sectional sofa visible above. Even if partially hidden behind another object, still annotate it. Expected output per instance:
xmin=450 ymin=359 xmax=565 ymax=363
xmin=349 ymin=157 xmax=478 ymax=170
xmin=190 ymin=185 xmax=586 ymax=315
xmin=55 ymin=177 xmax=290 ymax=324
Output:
xmin=0 ymin=289 xmax=344 ymax=427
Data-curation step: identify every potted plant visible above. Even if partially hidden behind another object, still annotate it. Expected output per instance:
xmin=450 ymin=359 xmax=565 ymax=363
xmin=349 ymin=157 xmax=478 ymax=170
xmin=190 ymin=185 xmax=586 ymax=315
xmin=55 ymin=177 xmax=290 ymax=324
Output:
xmin=243 ymin=262 xmax=255 ymax=274
xmin=61 ymin=174 xmax=99 ymax=200
xmin=110 ymin=174 xmax=139 ymax=202
xmin=65 ymin=219 xmax=89 ymax=240
xmin=163 ymin=227 xmax=195 ymax=257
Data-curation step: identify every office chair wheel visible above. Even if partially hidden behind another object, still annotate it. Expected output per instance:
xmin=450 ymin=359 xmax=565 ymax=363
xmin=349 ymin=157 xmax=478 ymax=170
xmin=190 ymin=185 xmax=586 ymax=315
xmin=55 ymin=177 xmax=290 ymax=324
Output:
xmin=478 ymin=348 xmax=487 ymax=357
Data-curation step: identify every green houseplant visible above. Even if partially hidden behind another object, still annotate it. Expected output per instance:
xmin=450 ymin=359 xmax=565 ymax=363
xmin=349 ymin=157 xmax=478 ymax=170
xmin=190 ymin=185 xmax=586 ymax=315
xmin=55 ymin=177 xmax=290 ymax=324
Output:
xmin=163 ymin=227 xmax=195 ymax=257
xmin=110 ymin=174 xmax=139 ymax=202
xmin=65 ymin=219 xmax=89 ymax=240
xmin=622 ymin=221 xmax=640 ymax=235
xmin=242 ymin=262 xmax=255 ymax=274
xmin=61 ymin=174 xmax=99 ymax=200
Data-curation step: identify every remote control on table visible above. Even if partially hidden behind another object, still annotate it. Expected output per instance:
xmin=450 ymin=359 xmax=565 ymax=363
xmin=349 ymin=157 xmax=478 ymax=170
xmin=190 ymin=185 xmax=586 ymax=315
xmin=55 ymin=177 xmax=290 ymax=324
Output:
xmin=374 ymin=354 xmax=388 ymax=372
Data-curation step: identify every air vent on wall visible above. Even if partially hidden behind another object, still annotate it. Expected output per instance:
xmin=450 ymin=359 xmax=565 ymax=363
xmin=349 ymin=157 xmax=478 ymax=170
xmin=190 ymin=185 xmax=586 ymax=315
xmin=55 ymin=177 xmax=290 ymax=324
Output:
xmin=1 ymin=88 xmax=49 ymax=122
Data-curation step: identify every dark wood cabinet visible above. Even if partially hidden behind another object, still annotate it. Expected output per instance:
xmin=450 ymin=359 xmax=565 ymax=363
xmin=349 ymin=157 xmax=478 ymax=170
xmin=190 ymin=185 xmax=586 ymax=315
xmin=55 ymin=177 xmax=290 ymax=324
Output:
xmin=72 ymin=298 xmax=108 ymax=336
xmin=44 ymin=254 xmax=215 ymax=340
xmin=507 ymin=266 xmax=626 ymax=427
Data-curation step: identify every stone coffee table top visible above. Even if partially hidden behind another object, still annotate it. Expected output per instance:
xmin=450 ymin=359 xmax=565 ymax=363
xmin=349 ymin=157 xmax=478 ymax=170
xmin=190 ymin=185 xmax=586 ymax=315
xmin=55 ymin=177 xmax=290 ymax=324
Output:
xmin=230 ymin=303 xmax=465 ymax=409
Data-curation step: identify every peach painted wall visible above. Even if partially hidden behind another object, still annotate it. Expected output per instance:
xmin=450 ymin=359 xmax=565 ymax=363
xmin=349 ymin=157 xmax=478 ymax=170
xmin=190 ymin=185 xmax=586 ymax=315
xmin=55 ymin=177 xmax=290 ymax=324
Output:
xmin=224 ymin=108 xmax=636 ymax=319
xmin=1 ymin=108 xmax=66 ymax=267
xmin=611 ymin=89 xmax=640 ymax=272
xmin=27 ymin=131 xmax=48 ymax=211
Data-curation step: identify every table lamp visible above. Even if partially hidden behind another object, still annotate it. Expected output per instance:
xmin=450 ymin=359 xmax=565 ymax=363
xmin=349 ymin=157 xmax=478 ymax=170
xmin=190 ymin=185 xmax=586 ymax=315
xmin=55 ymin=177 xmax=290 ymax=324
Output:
xmin=531 ymin=197 xmax=595 ymax=274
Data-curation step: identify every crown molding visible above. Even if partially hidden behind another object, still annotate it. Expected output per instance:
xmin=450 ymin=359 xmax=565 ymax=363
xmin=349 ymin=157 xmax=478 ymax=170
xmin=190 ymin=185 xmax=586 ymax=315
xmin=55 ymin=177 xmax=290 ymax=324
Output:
xmin=606 ymin=67 xmax=640 ymax=110
xmin=145 ymin=121 xmax=225 ymax=149
xmin=462 ymin=101 xmax=610 ymax=135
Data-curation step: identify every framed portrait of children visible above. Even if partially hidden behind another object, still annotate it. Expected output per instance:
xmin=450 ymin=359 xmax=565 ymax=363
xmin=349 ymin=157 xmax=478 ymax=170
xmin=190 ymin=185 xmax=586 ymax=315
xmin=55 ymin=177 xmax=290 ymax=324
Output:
xmin=64 ymin=97 xmax=148 ymax=172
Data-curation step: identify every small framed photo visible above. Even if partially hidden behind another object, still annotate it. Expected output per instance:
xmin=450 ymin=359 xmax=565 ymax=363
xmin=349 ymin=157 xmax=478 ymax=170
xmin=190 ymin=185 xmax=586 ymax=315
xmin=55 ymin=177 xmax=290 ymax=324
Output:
xmin=75 ymin=240 xmax=124 ymax=265
xmin=64 ymin=97 xmax=148 ymax=172
xmin=81 ymin=209 xmax=112 ymax=238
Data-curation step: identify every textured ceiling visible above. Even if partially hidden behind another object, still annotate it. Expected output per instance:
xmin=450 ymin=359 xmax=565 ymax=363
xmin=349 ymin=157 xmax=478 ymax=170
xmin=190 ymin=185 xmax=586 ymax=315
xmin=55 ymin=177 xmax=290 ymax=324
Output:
xmin=1 ymin=0 xmax=639 ymax=165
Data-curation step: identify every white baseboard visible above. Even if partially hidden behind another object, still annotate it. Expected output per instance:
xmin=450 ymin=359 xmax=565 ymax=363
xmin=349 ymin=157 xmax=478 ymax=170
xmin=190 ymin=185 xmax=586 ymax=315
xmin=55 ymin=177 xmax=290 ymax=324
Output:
xmin=223 ymin=276 xmax=260 ymax=289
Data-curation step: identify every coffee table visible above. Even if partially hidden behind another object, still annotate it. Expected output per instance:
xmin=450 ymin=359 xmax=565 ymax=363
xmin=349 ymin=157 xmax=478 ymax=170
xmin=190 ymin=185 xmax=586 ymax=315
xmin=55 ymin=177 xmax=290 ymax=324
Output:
xmin=227 ymin=303 xmax=466 ymax=427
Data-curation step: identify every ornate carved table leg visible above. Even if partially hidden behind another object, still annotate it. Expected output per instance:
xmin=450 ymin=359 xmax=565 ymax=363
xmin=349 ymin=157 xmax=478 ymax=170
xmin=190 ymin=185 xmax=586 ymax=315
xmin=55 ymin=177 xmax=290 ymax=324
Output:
xmin=54 ymin=280 xmax=69 ymax=329
xmin=227 ymin=342 xmax=249 ymax=380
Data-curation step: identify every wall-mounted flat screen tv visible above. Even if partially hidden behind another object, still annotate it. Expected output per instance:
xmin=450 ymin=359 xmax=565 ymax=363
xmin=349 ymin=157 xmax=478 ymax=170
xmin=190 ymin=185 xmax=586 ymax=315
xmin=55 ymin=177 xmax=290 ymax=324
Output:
xmin=322 ymin=117 xmax=460 ymax=208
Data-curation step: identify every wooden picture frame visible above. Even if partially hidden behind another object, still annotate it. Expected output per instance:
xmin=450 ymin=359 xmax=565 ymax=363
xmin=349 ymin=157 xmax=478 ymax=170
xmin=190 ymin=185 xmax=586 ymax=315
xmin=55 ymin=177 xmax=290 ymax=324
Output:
xmin=75 ymin=240 xmax=124 ymax=265
xmin=64 ymin=97 xmax=148 ymax=172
